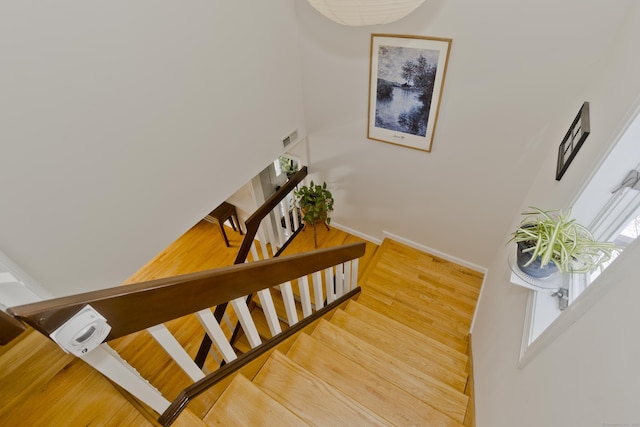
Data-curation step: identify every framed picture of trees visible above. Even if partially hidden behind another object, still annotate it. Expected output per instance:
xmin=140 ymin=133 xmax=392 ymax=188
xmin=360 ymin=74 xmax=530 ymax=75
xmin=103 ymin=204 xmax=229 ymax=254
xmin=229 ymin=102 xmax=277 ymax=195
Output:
xmin=367 ymin=34 xmax=452 ymax=152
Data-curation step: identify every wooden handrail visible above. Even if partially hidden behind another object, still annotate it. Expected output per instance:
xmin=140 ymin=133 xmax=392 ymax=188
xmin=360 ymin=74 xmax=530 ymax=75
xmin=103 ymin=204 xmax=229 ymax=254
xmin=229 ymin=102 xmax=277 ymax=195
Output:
xmin=8 ymin=242 xmax=365 ymax=341
xmin=0 ymin=310 xmax=26 ymax=345
xmin=234 ymin=165 xmax=307 ymax=265
xmin=158 ymin=287 xmax=362 ymax=427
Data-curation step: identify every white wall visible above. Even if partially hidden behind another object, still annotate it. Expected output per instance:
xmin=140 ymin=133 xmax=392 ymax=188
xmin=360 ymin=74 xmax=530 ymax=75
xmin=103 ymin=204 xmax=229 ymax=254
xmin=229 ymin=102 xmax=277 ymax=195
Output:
xmin=0 ymin=0 xmax=306 ymax=296
xmin=472 ymin=3 xmax=640 ymax=426
xmin=295 ymin=0 xmax=631 ymax=269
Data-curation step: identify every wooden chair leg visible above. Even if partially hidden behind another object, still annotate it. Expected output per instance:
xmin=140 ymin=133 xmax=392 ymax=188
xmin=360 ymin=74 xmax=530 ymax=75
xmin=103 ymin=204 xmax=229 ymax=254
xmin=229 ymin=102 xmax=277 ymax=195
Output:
xmin=218 ymin=222 xmax=230 ymax=247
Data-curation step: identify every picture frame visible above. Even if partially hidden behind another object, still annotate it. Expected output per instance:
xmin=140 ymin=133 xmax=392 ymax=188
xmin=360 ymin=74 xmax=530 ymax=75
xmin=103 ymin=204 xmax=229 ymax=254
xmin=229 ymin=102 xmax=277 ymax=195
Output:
xmin=556 ymin=102 xmax=590 ymax=181
xmin=367 ymin=34 xmax=452 ymax=152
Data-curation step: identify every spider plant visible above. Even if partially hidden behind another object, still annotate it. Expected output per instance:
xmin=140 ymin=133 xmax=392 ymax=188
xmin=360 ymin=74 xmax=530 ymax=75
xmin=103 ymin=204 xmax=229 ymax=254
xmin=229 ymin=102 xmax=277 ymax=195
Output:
xmin=510 ymin=207 xmax=619 ymax=274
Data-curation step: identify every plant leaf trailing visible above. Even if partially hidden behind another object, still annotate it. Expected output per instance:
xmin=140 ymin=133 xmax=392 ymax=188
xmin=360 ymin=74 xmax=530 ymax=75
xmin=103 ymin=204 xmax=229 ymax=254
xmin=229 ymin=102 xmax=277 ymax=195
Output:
xmin=510 ymin=207 xmax=620 ymax=273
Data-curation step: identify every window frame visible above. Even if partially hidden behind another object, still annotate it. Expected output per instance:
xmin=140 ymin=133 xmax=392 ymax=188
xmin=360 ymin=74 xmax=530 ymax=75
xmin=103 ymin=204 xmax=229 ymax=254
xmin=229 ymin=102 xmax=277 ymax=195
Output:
xmin=517 ymin=100 xmax=640 ymax=367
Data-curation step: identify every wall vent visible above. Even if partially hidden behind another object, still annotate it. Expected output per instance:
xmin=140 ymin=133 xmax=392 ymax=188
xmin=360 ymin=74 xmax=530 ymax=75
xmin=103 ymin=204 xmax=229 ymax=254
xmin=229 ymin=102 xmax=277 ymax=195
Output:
xmin=282 ymin=129 xmax=298 ymax=149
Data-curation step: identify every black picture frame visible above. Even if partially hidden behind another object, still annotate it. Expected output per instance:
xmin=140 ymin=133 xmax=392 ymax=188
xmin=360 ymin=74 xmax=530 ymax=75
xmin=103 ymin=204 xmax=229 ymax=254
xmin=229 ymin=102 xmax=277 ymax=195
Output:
xmin=556 ymin=102 xmax=590 ymax=181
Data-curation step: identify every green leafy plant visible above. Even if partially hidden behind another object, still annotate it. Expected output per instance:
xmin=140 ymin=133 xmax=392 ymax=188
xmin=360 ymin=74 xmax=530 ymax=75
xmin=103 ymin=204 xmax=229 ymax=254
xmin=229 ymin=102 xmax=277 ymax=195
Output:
xmin=510 ymin=207 xmax=619 ymax=274
xmin=278 ymin=156 xmax=299 ymax=178
xmin=294 ymin=180 xmax=334 ymax=248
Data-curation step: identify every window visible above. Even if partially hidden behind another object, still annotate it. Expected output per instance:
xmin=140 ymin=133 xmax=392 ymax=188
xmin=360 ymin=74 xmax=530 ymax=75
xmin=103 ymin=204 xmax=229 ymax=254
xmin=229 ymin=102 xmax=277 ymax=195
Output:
xmin=518 ymin=107 xmax=640 ymax=366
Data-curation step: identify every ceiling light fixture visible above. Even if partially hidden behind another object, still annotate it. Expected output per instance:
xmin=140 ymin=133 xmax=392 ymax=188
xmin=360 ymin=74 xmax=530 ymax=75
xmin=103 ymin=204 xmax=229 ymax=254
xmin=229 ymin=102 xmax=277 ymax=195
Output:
xmin=307 ymin=0 xmax=426 ymax=26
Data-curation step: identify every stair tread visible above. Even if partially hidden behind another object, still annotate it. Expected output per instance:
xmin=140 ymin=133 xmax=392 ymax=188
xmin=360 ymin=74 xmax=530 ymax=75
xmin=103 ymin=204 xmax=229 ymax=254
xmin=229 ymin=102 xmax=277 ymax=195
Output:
xmin=366 ymin=239 xmax=483 ymax=292
xmin=311 ymin=319 xmax=468 ymax=423
xmin=253 ymin=350 xmax=390 ymax=426
xmin=173 ymin=408 xmax=209 ymax=427
xmin=0 ymin=329 xmax=75 ymax=415
xmin=360 ymin=288 xmax=470 ymax=342
xmin=330 ymin=309 xmax=468 ymax=391
xmin=205 ymin=374 xmax=307 ymax=426
xmin=288 ymin=332 xmax=464 ymax=427
xmin=356 ymin=292 xmax=469 ymax=353
xmin=345 ymin=300 xmax=468 ymax=368
xmin=363 ymin=271 xmax=478 ymax=324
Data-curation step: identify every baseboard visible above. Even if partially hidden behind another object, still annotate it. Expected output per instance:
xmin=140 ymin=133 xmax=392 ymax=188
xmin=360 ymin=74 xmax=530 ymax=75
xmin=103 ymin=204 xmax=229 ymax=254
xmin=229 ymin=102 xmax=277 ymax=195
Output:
xmin=330 ymin=222 xmax=382 ymax=245
xmin=381 ymin=231 xmax=488 ymax=274
xmin=329 ymin=224 xmax=488 ymax=274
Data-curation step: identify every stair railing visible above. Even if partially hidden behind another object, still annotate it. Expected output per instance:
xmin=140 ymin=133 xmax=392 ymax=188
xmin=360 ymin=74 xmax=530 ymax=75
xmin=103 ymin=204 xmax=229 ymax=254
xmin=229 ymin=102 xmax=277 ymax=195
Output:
xmin=236 ymin=165 xmax=308 ymax=264
xmin=5 ymin=241 xmax=365 ymax=425
xmin=194 ymin=165 xmax=308 ymax=367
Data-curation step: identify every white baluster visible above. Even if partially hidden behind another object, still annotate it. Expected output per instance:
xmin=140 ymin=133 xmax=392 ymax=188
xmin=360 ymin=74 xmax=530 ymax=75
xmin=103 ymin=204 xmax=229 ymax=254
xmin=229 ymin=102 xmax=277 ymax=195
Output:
xmin=335 ymin=263 xmax=344 ymax=297
xmin=325 ymin=268 xmax=335 ymax=303
xmin=282 ymin=198 xmax=293 ymax=236
xmin=250 ymin=241 xmax=260 ymax=261
xmin=265 ymin=212 xmax=280 ymax=253
xmin=147 ymin=324 xmax=205 ymax=382
xmin=257 ymin=224 xmax=270 ymax=259
xmin=257 ymin=289 xmax=282 ymax=337
xmin=342 ymin=262 xmax=352 ymax=294
xmin=280 ymin=281 xmax=299 ymax=325
xmin=297 ymin=275 xmax=312 ymax=318
xmin=82 ymin=344 xmax=170 ymax=414
xmin=351 ymin=259 xmax=359 ymax=290
xmin=195 ymin=309 xmax=237 ymax=363
xmin=274 ymin=202 xmax=287 ymax=245
xmin=230 ymin=297 xmax=261 ymax=348
xmin=292 ymin=201 xmax=300 ymax=229
xmin=312 ymin=271 xmax=325 ymax=310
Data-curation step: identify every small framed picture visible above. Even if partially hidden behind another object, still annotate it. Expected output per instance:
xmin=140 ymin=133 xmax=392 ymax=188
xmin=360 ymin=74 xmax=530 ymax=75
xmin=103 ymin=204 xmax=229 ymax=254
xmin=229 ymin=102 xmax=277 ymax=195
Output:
xmin=367 ymin=34 xmax=452 ymax=152
xmin=556 ymin=102 xmax=590 ymax=180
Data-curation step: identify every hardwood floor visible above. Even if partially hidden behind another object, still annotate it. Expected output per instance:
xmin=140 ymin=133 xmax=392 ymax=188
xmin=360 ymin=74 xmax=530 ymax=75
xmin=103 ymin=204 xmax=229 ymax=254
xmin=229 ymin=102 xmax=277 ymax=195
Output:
xmin=0 ymin=220 xmax=483 ymax=426
xmin=0 ymin=221 xmax=375 ymax=426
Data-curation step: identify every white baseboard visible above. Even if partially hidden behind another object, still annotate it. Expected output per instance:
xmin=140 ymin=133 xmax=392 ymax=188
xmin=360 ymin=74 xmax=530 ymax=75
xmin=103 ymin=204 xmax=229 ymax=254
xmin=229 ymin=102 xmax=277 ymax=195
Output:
xmin=330 ymin=222 xmax=382 ymax=245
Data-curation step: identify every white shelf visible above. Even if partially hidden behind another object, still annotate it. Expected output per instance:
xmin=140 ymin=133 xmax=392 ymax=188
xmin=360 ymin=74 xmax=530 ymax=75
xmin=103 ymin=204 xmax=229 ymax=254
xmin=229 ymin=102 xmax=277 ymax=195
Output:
xmin=508 ymin=253 xmax=567 ymax=295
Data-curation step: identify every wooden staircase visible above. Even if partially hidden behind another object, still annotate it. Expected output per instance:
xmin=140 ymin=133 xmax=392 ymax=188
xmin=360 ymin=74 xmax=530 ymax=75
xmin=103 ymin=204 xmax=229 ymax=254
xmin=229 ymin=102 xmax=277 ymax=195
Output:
xmin=203 ymin=238 xmax=482 ymax=426
xmin=0 ymin=225 xmax=482 ymax=426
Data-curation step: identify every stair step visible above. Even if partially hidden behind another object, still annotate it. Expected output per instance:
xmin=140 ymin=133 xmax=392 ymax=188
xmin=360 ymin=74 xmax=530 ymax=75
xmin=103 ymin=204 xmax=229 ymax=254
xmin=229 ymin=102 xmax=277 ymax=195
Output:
xmin=205 ymin=374 xmax=307 ymax=426
xmin=252 ymin=350 xmax=390 ymax=426
xmin=363 ymin=270 xmax=477 ymax=325
xmin=330 ymin=309 xmax=468 ymax=391
xmin=0 ymin=329 xmax=75 ymax=417
xmin=173 ymin=408 xmax=209 ymax=427
xmin=356 ymin=291 xmax=468 ymax=353
xmin=360 ymin=289 xmax=469 ymax=342
xmin=287 ymin=332 xmax=464 ymax=427
xmin=345 ymin=300 xmax=468 ymax=370
xmin=311 ymin=319 xmax=468 ymax=424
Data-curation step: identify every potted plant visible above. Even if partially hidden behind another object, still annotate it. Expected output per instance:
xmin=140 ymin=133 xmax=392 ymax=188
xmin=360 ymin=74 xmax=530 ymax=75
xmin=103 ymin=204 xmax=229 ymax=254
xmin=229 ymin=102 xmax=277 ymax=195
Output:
xmin=294 ymin=180 xmax=334 ymax=248
xmin=278 ymin=156 xmax=299 ymax=179
xmin=510 ymin=207 xmax=619 ymax=278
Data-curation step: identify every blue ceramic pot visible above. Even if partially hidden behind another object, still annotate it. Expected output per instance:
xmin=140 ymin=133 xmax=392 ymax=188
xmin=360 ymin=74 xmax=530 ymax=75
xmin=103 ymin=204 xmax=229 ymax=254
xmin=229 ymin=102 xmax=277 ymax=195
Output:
xmin=516 ymin=241 xmax=559 ymax=278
